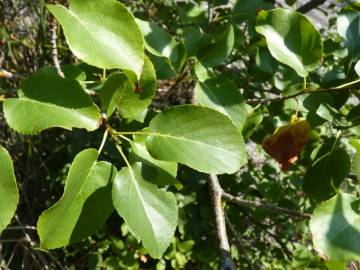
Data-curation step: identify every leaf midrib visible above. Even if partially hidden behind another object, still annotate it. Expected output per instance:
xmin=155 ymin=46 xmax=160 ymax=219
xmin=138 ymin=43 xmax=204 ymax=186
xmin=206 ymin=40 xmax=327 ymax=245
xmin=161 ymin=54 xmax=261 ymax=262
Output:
xmin=147 ymin=131 xmax=239 ymax=158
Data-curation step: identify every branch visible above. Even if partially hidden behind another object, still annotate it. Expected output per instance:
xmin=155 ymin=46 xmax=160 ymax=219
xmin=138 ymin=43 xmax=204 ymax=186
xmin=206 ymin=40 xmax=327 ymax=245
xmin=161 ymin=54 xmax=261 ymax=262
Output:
xmin=49 ymin=17 xmax=64 ymax=78
xmin=296 ymin=0 xmax=326 ymax=13
xmin=222 ymin=192 xmax=311 ymax=219
xmin=208 ymin=174 xmax=236 ymax=270
xmin=246 ymin=81 xmax=360 ymax=105
xmin=225 ymin=214 xmax=254 ymax=270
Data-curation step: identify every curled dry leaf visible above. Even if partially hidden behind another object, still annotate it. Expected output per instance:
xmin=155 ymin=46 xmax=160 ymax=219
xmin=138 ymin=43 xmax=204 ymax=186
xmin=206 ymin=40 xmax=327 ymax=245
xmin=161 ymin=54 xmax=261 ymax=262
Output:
xmin=262 ymin=117 xmax=309 ymax=170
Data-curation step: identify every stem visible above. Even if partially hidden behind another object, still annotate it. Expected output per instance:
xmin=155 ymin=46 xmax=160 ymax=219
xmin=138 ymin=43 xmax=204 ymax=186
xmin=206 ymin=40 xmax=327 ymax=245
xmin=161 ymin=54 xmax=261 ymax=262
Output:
xmin=208 ymin=174 xmax=236 ymax=270
xmin=49 ymin=17 xmax=64 ymax=78
xmin=114 ymin=143 xmax=132 ymax=169
xmin=247 ymin=79 xmax=360 ymax=105
xmin=222 ymin=192 xmax=311 ymax=219
xmin=303 ymin=76 xmax=307 ymax=90
xmin=98 ymin=129 xmax=109 ymax=154
xmin=334 ymin=78 xmax=360 ymax=89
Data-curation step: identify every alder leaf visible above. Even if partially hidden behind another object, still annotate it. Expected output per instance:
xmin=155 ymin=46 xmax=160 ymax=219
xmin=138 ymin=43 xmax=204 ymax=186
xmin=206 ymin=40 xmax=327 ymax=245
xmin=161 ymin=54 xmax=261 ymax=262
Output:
xmin=310 ymin=193 xmax=360 ymax=261
xmin=0 ymin=146 xmax=19 ymax=234
xmin=100 ymin=57 xmax=156 ymax=122
xmin=48 ymin=0 xmax=144 ymax=78
xmin=256 ymin=8 xmax=323 ymax=77
xmin=337 ymin=12 xmax=360 ymax=60
xmin=37 ymin=149 xmax=117 ymax=249
xmin=3 ymin=71 xmax=101 ymax=134
xmin=129 ymin=135 xmax=179 ymax=187
xmin=194 ymin=78 xmax=247 ymax=130
xmin=303 ymin=144 xmax=350 ymax=201
xmin=136 ymin=19 xmax=186 ymax=72
xmin=112 ymin=162 xmax=178 ymax=258
xmin=196 ymin=25 xmax=234 ymax=67
xmin=145 ymin=105 xmax=247 ymax=174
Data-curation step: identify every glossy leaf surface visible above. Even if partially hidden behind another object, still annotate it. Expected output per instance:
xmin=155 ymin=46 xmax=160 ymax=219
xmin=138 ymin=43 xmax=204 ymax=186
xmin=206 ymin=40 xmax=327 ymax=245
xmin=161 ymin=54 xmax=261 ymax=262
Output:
xmin=112 ymin=162 xmax=178 ymax=258
xmin=48 ymin=0 xmax=144 ymax=78
xmin=310 ymin=193 xmax=360 ymax=261
xmin=0 ymin=146 xmax=18 ymax=234
xmin=4 ymin=71 xmax=101 ymax=134
xmin=37 ymin=149 xmax=116 ymax=249
xmin=256 ymin=8 xmax=323 ymax=77
xmin=194 ymin=78 xmax=247 ymax=129
xmin=146 ymin=105 xmax=247 ymax=174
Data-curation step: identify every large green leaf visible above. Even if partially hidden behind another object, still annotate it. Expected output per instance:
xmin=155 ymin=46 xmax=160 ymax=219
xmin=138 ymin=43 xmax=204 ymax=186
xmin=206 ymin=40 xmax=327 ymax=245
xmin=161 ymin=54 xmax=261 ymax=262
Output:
xmin=37 ymin=149 xmax=117 ymax=249
xmin=194 ymin=78 xmax=247 ymax=130
xmin=196 ymin=25 xmax=234 ymax=67
xmin=136 ymin=19 xmax=186 ymax=72
xmin=145 ymin=105 xmax=247 ymax=174
xmin=48 ymin=0 xmax=144 ymax=78
xmin=100 ymin=57 xmax=156 ymax=122
xmin=255 ymin=8 xmax=323 ymax=77
xmin=112 ymin=162 xmax=178 ymax=258
xmin=337 ymin=12 xmax=360 ymax=60
xmin=303 ymin=144 xmax=350 ymax=201
xmin=129 ymin=135 xmax=179 ymax=187
xmin=0 ymin=146 xmax=19 ymax=233
xmin=3 ymin=71 xmax=101 ymax=134
xmin=310 ymin=193 xmax=360 ymax=261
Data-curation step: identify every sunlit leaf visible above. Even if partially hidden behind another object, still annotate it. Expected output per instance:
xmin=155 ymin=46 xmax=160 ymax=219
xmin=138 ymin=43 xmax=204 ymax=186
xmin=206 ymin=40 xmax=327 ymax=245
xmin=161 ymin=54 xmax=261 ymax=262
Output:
xmin=146 ymin=105 xmax=247 ymax=174
xmin=0 ymin=146 xmax=18 ymax=234
xmin=112 ymin=162 xmax=178 ymax=258
xmin=256 ymin=8 xmax=323 ymax=77
xmin=48 ymin=0 xmax=144 ymax=78
xmin=38 ymin=149 xmax=117 ymax=249
xmin=4 ymin=71 xmax=101 ymax=134
xmin=310 ymin=193 xmax=360 ymax=261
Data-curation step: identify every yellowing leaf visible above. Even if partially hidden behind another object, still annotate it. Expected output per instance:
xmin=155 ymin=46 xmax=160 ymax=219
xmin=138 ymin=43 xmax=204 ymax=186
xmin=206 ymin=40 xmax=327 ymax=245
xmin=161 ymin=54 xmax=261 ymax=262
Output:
xmin=262 ymin=118 xmax=309 ymax=170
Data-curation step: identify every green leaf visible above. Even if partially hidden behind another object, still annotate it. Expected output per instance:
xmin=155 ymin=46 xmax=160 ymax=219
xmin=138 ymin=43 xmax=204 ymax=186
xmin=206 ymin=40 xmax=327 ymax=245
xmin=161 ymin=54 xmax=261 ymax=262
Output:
xmin=255 ymin=8 xmax=323 ymax=77
xmin=129 ymin=135 xmax=179 ymax=187
xmin=355 ymin=60 xmax=360 ymax=77
xmin=146 ymin=105 xmax=247 ymax=174
xmin=194 ymin=78 xmax=247 ymax=129
xmin=100 ymin=57 xmax=156 ymax=122
xmin=3 ymin=71 xmax=101 ymax=134
xmin=48 ymin=0 xmax=144 ymax=78
xmin=337 ymin=12 xmax=360 ymax=60
xmin=233 ymin=0 xmax=273 ymax=23
xmin=112 ymin=162 xmax=178 ymax=258
xmin=37 ymin=149 xmax=117 ymax=249
xmin=310 ymin=193 xmax=360 ymax=261
xmin=183 ymin=26 xmax=202 ymax=57
xmin=303 ymin=144 xmax=350 ymax=201
xmin=196 ymin=25 xmax=234 ymax=67
xmin=193 ymin=62 xmax=215 ymax=82
xmin=242 ymin=106 xmax=263 ymax=139
xmin=0 ymin=146 xmax=19 ymax=233
xmin=136 ymin=19 xmax=186 ymax=72
xmin=256 ymin=47 xmax=278 ymax=74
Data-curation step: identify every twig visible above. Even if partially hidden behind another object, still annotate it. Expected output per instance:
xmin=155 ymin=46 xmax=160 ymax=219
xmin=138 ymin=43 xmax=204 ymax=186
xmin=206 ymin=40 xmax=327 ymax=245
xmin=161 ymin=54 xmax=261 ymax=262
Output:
xmin=297 ymin=0 xmax=326 ymax=13
xmin=246 ymin=83 xmax=360 ymax=105
xmin=5 ymin=225 xmax=37 ymax=231
xmin=14 ymin=215 xmax=50 ymax=269
xmin=49 ymin=17 xmax=64 ymax=78
xmin=222 ymin=192 xmax=311 ymax=219
xmin=208 ymin=174 xmax=236 ymax=270
xmin=225 ymin=214 xmax=254 ymax=270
